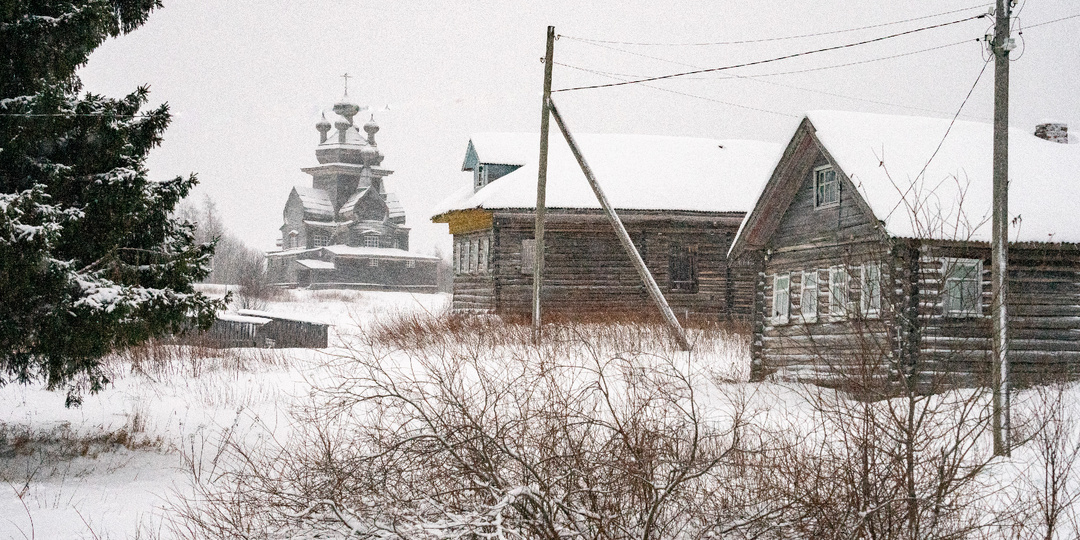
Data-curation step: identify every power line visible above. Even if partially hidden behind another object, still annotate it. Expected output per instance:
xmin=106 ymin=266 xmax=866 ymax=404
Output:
xmin=1025 ymin=12 xmax=1080 ymax=29
xmin=558 ymin=3 xmax=992 ymax=46
xmin=557 ymin=34 xmax=982 ymax=119
xmin=555 ymin=62 xmax=797 ymax=117
xmin=553 ymin=14 xmax=988 ymax=93
xmin=883 ymin=57 xmax=993 ymax=222
xmin=556 ymin=38 xmax=973 ymax=82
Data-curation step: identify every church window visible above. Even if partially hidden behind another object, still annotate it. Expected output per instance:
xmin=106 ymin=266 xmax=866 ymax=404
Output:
xmin=406 ymin=259 xmax=416 ymax=268
xmin=369 ymin=258 xmax=379 ymax=267
xmin=365 ymin=235 xmax=380 ymax=248
xmin=313 ymin=232 xmax=329 ymax=247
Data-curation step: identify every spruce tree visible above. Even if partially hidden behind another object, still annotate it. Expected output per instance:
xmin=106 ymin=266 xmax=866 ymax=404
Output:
xmin=0 ymin=1 xmax=223 ymax=405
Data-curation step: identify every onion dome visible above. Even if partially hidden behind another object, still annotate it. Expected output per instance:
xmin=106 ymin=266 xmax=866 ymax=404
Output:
xmin=315 ymin=113 xmax=332 ymax=143
xmin=364 ymin=115 xmax=380 ymax=145
xmin=332 ymin=97 xmax=360 ymax=125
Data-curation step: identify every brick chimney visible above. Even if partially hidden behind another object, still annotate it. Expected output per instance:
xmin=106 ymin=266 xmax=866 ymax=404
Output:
xmin=1035 ymin=122 xmax=1068 ymax=144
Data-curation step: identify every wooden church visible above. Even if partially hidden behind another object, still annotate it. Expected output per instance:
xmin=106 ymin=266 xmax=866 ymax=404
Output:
xmin=265 ymin=94 xmax=438 ymax=291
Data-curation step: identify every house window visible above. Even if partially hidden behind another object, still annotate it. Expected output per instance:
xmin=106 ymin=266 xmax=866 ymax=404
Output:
xmin=670 ymin=245 xmax=698 ymax=292
xmin=313 ymin=232 xmax=329 ymax=247
xmin=406 ymin=259 xmax=416 ymax=268
xmin=860 ymin=264 xmax=882 ymax=318
xmin=772 ymin=273 xmax=790 ymax=324
xmin=942 ymin=258 xmax=982 ymax=317
xmin=453 ymin=239 xmax=460 ymax=274
xmin=801 ymin=270 xmax=818 ymax=323
xmin=479 ymin=237 xmax=489 ymax=273
xmin=829 ymin=265 xmax=849 ymax=319
xmin=521 ymin=239 xmax=536 ymax=274
xmin=462 ymin=240 xmax=472 ymax=274
xmin=815 ymin=166 xmax=839 ymax=208
xmin=476 ymin=164 xmax=490 ymax=189
xmin=470 ymin=239 xmax=479 ymax=273
xmin=364 ymin=235 xmax=380 ymax=248
xmin=369 ymin=258 xmax=379 ymax=267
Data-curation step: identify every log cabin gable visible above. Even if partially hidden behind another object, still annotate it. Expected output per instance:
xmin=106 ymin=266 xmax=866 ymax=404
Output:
xmin=731 ymin=117 xmax=889 ymax=259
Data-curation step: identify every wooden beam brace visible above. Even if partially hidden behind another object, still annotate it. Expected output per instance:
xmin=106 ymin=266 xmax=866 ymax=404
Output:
xmin=547 ymin=97 xmax=692 ymax=351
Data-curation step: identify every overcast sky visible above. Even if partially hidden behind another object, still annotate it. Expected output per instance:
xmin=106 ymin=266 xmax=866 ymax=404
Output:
xmin=77 ymin=0 xmax=1079 ymax=256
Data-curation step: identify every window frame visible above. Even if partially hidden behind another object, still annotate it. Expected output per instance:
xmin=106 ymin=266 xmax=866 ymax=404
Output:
xmin=814 ymin=165 xmax=840 ymax=208
xmin=941 ymin=258 xmax=983 ymax=317
xmin=313 ymin=232 xmax=330 ymax=248
xmin=829 ymin=265 xmax=849 ymax=320
xmin=860 ymin=263 xmax=882 ymax=318
xmin=368 ymin=258 xmax=379 ymax=267
xmin=772 ymin=273 xmax=791 ymax=325
xmin=669 ymin=244 xmax=699 ymax=293
xmin=800 ymin=270 xmax=818 ymax=323
xmin=479 ymin=236 xmax=489 ymax=273
xmin=364 ymin=234 xmax=381 ymax=248
xmin=520 ymin=239 xmax=536 ymax=275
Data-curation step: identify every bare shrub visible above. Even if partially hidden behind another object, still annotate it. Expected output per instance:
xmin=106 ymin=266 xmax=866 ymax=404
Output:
xmin=168 ymin=313 xmax=780 ymax=539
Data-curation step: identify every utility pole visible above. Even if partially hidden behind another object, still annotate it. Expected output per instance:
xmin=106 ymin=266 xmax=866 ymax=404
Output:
xmin=533 ymin=26 xmax=555 ymax=345
xmin=991 ymin=0 xmax=1012 ymax=457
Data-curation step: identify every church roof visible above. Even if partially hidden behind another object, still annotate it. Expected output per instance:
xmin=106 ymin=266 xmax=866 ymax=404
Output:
xmin=339 ymin=188 xmax=371 ymax=216
xmin=435 ymin=133 xmax=781 ymax=216
xmin=385 ymin=192 xmax=405 ymax=220
xmin=292 ymin=186 xmax=334 ymax=218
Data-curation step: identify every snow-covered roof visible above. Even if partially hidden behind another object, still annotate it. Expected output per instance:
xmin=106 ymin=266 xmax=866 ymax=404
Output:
xmin=292 ymin=186 xmax=334 ymax=218
xmin=385 ymin=192 xmax=405 ymax=220
xmin=435 ymin=133 xmax=781 ymax=216
xmin=237 ymin=309 xmax=330 ymax=326
xmin=296 ymin=259 xmax=335 ymax=270
xmin=806 ymin=110 xmax=1080 ymax=243
xmin=216 ymin=312 xmax=272 ymax=325
xmin=322 ymin=245 xmax=439 ymax=260
xmin=338 ymin=188 xmax=370 ymax=216
xmin=462 ymin=132 xmax=534 ymax=169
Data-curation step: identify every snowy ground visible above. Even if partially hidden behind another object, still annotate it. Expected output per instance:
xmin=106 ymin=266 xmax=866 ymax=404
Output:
xmin=1 ymin=289 xmax=1077 ymax=538
xmin=0 ymin=289 xmax=449 ymax=540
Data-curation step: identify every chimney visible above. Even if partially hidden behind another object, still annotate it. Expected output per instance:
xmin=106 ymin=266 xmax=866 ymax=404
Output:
xmin=1035 ymin=122 xmax=1068 ymax=144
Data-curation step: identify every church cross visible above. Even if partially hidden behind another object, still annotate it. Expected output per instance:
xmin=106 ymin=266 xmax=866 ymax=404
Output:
xmin=342 ymin=73 xmax=353 ymax=96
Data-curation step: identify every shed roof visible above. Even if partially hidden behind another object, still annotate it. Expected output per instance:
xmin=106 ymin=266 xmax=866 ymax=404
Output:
xmin=435 ymin=133 xmax=780 ymax=216
xmin=237 ymin=309 xmax=330 ymax=326
xmin=295 ymin=259 xmax=335 ymax=270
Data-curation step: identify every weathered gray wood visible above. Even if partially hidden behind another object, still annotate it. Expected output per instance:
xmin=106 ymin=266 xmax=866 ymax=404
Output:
xmin=548 ymin=98 xmax=690 ymax=350
xmin=533 ymin=25 xmax=555 ymax=343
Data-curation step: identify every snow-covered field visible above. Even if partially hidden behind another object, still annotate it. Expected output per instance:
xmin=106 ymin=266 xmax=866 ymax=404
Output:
xmin=1 ymin=289 xmax=1078 ymax=539
xmin=0 ymin=289 xmax=449 ymax=540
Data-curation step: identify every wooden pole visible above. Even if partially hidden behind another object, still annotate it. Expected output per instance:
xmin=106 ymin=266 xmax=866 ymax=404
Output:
xmin=533 ymin=26 xmax=555 ymax=345
xmin=547 ymin=98 xmax=692 ymax=351
xmin=991 ymin=0 xmax=1011 ymax=457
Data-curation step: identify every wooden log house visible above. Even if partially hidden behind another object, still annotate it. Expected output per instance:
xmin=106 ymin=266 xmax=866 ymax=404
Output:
xmin=729 ymin=111 xmax=1080 ymax=388
xmin=432 ymin=132 xmax=779 ymax=318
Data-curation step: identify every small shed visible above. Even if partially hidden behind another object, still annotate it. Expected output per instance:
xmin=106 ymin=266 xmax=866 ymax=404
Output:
xmin=237 ymin=309 xmax=331 ymax=348
xmin=204 ymin=313 xmax=273 ymax=348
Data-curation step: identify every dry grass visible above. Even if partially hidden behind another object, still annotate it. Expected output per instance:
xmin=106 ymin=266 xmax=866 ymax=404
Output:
xmin=110 ymin=337 xmax=291 ymax=381
xmin=366 ymin=310 xmax=749 ymax=353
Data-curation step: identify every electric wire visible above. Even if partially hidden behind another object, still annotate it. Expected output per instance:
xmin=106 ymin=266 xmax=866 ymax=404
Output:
xmin=553 ymin=14 xmax=988 ymax=93
xmin=556 ymin=34 xmax=982 ymax=118
xmin=883 ymin=56 xmax=993 ymax=222
xmin=558 ymin=3 xmax=992 ymax=46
